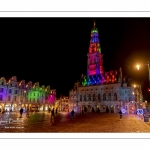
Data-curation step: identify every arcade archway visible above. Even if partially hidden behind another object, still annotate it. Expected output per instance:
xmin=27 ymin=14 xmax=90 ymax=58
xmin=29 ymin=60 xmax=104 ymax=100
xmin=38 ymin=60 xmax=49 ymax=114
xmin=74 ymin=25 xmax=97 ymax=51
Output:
xmin=127 ymin=101 xmax=138 ymax=114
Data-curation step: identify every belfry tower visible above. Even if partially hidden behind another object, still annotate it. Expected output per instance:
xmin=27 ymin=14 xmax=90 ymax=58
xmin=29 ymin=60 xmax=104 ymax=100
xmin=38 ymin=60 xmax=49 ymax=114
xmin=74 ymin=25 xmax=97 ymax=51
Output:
xmin=87 ymin=21 xmax=104 ymax=76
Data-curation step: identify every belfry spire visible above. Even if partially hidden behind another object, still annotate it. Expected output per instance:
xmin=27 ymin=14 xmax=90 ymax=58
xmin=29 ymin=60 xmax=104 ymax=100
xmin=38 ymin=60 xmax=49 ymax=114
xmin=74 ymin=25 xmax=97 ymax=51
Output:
xmin=93 ymin=20 xmax=96 ymax=29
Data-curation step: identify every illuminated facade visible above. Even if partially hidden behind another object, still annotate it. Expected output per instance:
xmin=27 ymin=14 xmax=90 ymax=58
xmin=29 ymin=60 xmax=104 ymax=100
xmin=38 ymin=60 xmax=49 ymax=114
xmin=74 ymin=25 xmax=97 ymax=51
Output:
xmin=69 ymin=22 xmax=143 ymax=114
xmin=0 ymin=76 xmax=56 ymax=112
xmin=60 ymin=96 xmax=70 ymax=112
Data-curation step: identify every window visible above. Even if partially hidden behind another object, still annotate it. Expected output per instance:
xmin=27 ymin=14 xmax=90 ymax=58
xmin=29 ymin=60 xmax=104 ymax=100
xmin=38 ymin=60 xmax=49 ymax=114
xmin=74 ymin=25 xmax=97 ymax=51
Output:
xmin=15 ymin=90 xmax=17 ymax=94
xmin=8 ymin=96 xmax=11 ymax=101
xmin=9 ymin=89 xmax=11 ymax=94
xmin=108 ymin=93 xmax=111 ymax=101
xmin=0 ymin=88 xmax=3 ymax=92
xmin=14 ymin=96 xmax=16 ymax=101
xmin=10 ymin=84 xmax=12 ymax=86
xmin=98 ymin=94 xmax=101 ymax=101
xmin=93 ymin=94 xmax=96 ymax=101
xmin=103 ymin=93 xmax=106 ymax=101
xmin=0 ymin=95 xmax=2 ymax=101
xmin=2 ymin=82 xmax=4 ymax=85
xmin=80 ymin=95 xmax=82 ymax=101
xmin=114 ymin=93 xmax=117 ymax=101
xmin=84 ymin=95 xmax=86 ymax=101
xmin=15 ymin=84 xmax=17 ymax=87
xmin=89 ymin=94 xmax=91 ymax=101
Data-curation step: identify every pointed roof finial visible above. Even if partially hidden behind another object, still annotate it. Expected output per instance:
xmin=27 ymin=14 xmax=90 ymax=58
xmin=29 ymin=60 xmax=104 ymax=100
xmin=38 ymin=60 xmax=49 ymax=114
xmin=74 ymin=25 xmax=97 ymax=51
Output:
xmin=93 ymin=20 xmax=96 ymax=29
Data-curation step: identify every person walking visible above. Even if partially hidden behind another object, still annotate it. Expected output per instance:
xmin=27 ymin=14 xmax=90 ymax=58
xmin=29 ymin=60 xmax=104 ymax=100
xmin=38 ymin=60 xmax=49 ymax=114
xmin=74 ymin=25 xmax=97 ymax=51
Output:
xmin=119 ymin=109 xmax=122 ymax=119
xmin=20 ymin=107 xmax=23 ymax=118
xmin=71 ymin=109 xmax=75 ymax=119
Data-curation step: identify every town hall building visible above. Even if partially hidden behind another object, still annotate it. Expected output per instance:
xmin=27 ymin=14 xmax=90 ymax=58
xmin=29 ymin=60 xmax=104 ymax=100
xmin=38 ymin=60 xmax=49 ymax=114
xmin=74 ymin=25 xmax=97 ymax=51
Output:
xmin=69 ymin=22 xmax=143 ymax=114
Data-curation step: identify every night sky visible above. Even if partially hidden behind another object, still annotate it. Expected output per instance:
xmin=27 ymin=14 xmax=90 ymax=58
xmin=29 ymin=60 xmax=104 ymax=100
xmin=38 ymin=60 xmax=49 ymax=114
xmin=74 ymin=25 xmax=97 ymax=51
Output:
xmin=0 ymin=18 xmax=150 ymax=100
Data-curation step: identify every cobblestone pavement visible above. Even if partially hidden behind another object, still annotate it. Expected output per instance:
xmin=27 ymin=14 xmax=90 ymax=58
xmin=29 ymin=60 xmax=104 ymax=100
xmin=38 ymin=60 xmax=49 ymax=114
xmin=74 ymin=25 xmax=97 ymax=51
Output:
xmin=0 ymin=111 xmax=150 ymax=132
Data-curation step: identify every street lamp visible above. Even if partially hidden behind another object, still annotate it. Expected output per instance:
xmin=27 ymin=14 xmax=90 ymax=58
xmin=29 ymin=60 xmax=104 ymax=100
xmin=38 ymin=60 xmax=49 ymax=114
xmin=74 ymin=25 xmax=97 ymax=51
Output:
xmin=136 ymin=65 xmax=140 ymax=70
xmin=136 ymin=58 xmax=150 ymax=91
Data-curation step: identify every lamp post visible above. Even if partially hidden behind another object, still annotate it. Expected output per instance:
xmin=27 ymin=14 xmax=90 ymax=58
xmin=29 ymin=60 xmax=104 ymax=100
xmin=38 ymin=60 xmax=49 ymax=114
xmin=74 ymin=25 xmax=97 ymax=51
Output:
xmin=136 ymin=58 xmax=150 ymax=91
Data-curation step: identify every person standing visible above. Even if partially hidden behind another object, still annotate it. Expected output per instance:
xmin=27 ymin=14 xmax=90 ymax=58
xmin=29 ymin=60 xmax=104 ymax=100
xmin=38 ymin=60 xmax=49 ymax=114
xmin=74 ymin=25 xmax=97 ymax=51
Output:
xmin=119 ymin=110 xmax=122 ymax=119
xmin=51 ymin=108 xmax=55 ymax=119
xmin=20 ymin=107 xmax=23 ymax=118
xmin=71 ymin=110 xmax=75 ymax=119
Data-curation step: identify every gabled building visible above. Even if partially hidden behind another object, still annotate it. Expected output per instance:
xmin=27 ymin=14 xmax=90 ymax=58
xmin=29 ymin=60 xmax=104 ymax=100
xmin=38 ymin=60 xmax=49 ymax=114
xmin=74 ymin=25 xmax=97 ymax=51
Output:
xmin=0 ymin=76 xmax=56 ymax=112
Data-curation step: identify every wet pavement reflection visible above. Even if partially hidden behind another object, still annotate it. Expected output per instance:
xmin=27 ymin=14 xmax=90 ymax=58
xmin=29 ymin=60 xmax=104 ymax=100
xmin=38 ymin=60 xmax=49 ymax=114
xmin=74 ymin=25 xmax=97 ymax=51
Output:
xmin=0 ymin=111 xmax=150 ymax=132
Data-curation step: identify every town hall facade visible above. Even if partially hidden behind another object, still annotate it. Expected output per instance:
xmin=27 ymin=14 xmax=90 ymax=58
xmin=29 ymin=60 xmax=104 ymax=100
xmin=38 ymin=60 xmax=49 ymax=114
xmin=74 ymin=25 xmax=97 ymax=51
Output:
xmin=69 ymin=22 xmax=143 ymax=114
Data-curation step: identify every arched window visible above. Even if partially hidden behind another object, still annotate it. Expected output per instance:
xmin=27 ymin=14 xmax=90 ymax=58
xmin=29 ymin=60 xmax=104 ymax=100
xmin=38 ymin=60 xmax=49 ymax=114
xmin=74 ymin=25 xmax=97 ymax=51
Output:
xmin=98 ymin=94 xmax=101 ymax=101
xmin=84 ymin=95 xmax=86 ymax=101
xmin=93 ymin=94 xmax=96 ymax=101
xmin=129 ymin=97 xmax=131 ymax=102
xmin=103 ymin=93 xmax=106 ymax=101
xmin=114 ymin=93 xmax=117 ymax=101
xmin=89 ymin=94 xmax=91 ymax=101
xmin=80 ymin=95 xmax=82 ymax=101
xmin=108 ymin=93 xmax=111 ymax=101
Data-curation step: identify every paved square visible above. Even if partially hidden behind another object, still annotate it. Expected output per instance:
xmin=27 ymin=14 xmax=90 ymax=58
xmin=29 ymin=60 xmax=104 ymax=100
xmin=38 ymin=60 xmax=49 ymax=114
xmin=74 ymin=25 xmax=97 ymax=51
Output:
xmin=0 ymin=112 xmax=150 ymax=132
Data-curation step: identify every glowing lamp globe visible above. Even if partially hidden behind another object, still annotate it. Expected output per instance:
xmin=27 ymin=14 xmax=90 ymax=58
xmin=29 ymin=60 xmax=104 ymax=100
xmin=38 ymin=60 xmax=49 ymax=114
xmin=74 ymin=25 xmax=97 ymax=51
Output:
xmin=136 ymin=65 xmax=140 ymax=70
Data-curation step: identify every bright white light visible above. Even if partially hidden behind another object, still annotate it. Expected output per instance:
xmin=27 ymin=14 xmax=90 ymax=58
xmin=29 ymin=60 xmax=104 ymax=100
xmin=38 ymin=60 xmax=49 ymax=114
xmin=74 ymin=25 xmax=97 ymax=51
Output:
xmin=121 ymin=109 xmax=126 ymax=114
xmin=136 ymin=65 xmax=140 ymax=70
